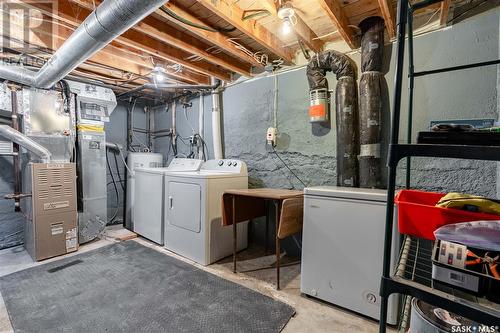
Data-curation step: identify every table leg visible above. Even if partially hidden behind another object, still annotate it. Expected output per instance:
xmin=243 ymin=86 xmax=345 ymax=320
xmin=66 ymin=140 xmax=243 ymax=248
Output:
xmin=275 ymin=200 xmax=281 ymax=290
xmin=233 ymin=195 xmax=237 ymax=273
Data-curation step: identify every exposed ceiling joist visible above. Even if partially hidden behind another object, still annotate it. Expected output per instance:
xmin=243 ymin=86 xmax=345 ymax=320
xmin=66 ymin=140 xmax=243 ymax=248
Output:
xmin=70 ymin=0 xmax=253 ymax=78
xmin=439 ymin=0 xmax=452 ymax=26
xmin=196 ymin=0 xmax=295 ymax=64
xmin=377 ymin=0 xmax=396 ymax=39
xmin=317 ymin=0 xmax=359 ymax=49
xmin=2 ymin=9 xmax=155 ymax=85
xmin=262 ymin=0 xmax=324 ymax=53
xmin=26 ymin=1 xmax=209 ymax=84
xmin=42 ymin=1 xmax=219 ymax=84
xmin=157 ymin=3 xmax=265 ymax=69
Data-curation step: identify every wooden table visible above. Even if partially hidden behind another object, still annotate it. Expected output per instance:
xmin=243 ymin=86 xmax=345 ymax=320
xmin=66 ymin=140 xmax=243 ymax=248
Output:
xmin=222 ymin=188 xmax=303 ymax=289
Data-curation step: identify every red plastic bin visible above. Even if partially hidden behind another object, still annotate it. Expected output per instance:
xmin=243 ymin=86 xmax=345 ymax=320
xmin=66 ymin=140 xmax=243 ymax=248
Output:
xmin=395 ymin=190 xmax=500 ymax=240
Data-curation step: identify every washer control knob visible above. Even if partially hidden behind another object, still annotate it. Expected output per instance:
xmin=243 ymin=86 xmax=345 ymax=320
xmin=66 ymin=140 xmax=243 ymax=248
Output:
xmin=218 ymin=160 xmax=224 ymax=166
xmin=227 ymin=161 xmax=232 ymax=166
xmin=233 ymin=162 xmax=238 ymax=167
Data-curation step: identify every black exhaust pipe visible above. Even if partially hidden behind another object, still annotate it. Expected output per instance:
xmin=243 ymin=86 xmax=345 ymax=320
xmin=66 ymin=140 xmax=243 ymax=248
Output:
xmin=358 ymin=17 xmax=385 ymax=188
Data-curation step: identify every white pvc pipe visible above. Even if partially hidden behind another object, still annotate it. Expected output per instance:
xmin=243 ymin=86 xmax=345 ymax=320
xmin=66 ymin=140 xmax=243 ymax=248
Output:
xmin=172 ymin=101 xmax=177 ymax=156
xmin=211 ymin=78 xmax=223 ymax=160
xmin=198 ymin=93 xmax=204 ymax=160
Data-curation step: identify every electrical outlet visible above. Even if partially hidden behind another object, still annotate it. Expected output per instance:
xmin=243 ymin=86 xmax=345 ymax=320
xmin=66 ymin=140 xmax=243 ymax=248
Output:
xmin=266 ymin=127 xmax=277 ymax=146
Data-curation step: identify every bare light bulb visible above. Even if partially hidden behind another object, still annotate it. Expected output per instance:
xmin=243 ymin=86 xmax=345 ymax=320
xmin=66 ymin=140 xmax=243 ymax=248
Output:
xmin=152 ymin=66 xmax=166 ymax=84
xmin=155 ymin=72 xmax=165 ymax=82
xmin=282 ymin=17 xmax=292 ymax=34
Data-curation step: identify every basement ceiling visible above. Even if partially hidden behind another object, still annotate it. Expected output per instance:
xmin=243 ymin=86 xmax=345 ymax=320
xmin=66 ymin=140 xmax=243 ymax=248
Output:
xmin=0 ymin=0 xmax=495 ymax=97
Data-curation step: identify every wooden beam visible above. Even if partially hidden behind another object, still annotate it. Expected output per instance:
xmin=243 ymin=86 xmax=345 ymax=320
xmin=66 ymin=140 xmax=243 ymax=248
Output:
xmin=196 ymin=0 xmax=295 ymax=63
xmin=262 ymin=0 xmax=324 ymax=53
xmin=317 ymin=0 xmax=359 ymax=49
xmin=24 ymin=1 xmax=208 ymax=84
xmin=70 ymin=0 xmax=254 ymax=77
xmin=439 ymin=0 xmax=451 ymax=26
xmin=3 ymin=11 xmax=150 ymax=78
xmin=34 ymin=1 xmax=217 ymax=83
xmin=377 ymin=0 xmax=396 ymax=39
xmin=156 ymin=3 xmax=265 ymax=68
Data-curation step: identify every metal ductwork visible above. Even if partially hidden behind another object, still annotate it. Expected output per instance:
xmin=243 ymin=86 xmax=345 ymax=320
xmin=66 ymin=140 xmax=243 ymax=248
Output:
xmin=306 ymin=51 xmax=359 ymax=187
xmin=0 ymin=125 xmax=51 ymax=162
xmin=358 ymin=17 xmax=385 ymax=188
xmin=0 ymin=0 xmax=168 ymax=89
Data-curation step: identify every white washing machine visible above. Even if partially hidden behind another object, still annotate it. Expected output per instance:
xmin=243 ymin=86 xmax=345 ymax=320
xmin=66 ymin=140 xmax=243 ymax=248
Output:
xmin=164 ymin=159 xmax=249 ymax=265
xmin=125 ymin=152 xmax=163 ymax=230
xmin=301 ymin=186 xmax=400 ymax=325
xmin=133 ymin=158 xmax=203 ymax=245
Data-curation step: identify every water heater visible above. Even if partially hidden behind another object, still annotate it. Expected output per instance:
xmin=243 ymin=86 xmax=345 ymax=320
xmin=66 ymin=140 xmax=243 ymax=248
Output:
xmin=125 ymin=152 xmax=163 ymax=230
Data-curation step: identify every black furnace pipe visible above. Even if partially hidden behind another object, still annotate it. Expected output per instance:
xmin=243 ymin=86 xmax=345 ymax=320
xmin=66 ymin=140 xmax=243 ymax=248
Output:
xmin=358 ymin=17 xmax=385 ymax=188
xmin=307 ymin=50 xmax=359 ymax=187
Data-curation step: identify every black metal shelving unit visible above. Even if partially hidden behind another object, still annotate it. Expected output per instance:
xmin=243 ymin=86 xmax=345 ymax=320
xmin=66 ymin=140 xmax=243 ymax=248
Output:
xmin=379 ymin=0 xmax=500 ymax=332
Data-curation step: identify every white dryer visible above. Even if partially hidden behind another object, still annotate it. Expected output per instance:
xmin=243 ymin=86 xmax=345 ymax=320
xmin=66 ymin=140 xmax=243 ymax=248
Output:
xmin=133 ymin=158 xmax=203 ymax=245
xmin=164 ymin=159 xmax=249 ymax=265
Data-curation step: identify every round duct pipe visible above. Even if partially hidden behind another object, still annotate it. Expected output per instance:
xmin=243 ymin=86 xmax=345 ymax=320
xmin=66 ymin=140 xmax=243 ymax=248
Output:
xmin=358 ymin=16 xmax=385 ymax=188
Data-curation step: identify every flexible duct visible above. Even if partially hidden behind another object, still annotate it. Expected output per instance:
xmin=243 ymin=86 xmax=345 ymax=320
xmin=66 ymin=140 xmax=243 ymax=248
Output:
xmin=211 ymin=78 xmax=223 ymax=160
xmin=0 ymin=0 xmax=168 ymax=88
xmin=0 ymin=125 xmax=51 ymax=162
xmin=358 ymin=17 xmax=385 ymax=188
xmin=307 ymin=51 xmax=358 ymax=187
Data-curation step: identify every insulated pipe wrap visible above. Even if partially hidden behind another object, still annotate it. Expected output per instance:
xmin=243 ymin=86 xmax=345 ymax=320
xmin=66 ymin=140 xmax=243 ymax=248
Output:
xmin=306 ymin=51 xmax=355 ymax=90
xmin=358 ymin=16 xmax=385 ymax=188
xmin=336 ymin=77 xmax=359 ymax=187
xmin=306 ymin=50 xmax=358 ymax=187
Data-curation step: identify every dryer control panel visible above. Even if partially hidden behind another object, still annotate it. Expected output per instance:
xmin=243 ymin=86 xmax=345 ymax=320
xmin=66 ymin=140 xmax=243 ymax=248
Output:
xmin=167 ymin=158 xmax=203 ymax=172
xmin=201 ymin=159 xmax=247 ymax=174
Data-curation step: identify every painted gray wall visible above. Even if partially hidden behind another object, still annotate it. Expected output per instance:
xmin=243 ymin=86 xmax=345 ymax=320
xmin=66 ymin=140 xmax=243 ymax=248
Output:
xmin=392 ymin=8 xmax=499 ymax=197
xmin=153 ymin=8 xmax=499 ymax=197
xmin=104 ymin=101 xmax=149 ymax=225
xmin=149 ymin=9 xmax=498 ymax=253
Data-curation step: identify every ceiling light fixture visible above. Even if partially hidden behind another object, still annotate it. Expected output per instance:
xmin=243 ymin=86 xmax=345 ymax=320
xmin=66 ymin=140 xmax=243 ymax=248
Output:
xmin=277 ymin=2 xmax=296 ymax=35
xmin=152 ymin=66 xmax=166 ymax=83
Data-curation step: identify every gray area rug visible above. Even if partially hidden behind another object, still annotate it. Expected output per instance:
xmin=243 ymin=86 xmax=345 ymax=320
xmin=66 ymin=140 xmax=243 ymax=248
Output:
xmin=0 ymin=241 xmax=295 ymax=332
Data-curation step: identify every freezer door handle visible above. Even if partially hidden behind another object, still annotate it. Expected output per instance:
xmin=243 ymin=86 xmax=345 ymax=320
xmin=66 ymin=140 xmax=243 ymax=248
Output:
xmin=169 ymin=196 xmax=173 ymax=209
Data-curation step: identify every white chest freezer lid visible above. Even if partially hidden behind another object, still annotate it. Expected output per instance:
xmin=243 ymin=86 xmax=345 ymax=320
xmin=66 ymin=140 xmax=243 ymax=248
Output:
xmin=304 ymin=186 xmax=387 ymax=202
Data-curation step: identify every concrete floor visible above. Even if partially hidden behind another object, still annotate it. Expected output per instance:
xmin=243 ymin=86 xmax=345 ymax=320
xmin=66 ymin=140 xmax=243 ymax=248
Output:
xmin=0 ymin=226 xmax=392 ymax=333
